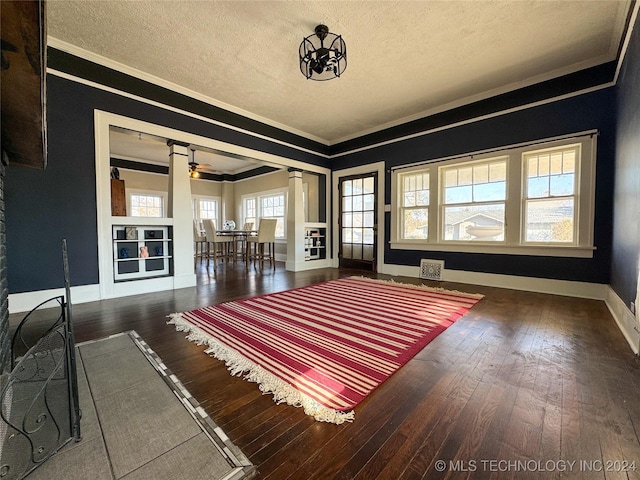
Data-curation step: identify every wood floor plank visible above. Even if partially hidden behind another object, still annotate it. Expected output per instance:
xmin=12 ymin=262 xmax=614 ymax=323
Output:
xmin=11 ymin=263 xmax=640 ymax=479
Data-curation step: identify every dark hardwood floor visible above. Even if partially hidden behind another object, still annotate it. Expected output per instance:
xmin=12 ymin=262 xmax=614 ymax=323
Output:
xmin=11 ymin=261 xmax=640 ymax=479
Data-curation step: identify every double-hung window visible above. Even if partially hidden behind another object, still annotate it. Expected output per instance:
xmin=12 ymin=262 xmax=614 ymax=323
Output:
xmin=260 ymin=193 xmax=286 ymax=238
xmin=242 ymin=189 xmax=287 ymax=239
xmin=391 ymin=131 xmax=596 ymax=257
xmin=193 ymin=196 xmax=219 ymax=228
xmin=129 ymin=192 xmax=165 ymax=217
xmin=523 ymin=145 xmax=578 ymax=243
xmin=243 ymin=198 xmax=257 ymax=229
xmin=441 ymin=158 xmax=507 ymax=242
xmin=399 ymin=172 xmax=429 ymax=239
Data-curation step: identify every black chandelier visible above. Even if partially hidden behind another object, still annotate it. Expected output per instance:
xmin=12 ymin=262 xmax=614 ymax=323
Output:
xmin=299 ymin=24 xmax=347 ymax=81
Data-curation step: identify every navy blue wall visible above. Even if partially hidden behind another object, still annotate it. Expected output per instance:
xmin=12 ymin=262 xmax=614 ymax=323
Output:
xmin=335 ymin=88 xmax=616 ymax=283
xmin=612 ymin=14 xmax=640 ymax=306
xmin=5 ymin=46 xmax=624 ymax=294
xmin=5 ymin=74 xmax=328 ymax=293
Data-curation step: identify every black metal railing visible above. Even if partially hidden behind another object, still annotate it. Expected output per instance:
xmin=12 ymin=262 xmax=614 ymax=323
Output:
xmin=0 ymin=240 xmax=80 ymax=479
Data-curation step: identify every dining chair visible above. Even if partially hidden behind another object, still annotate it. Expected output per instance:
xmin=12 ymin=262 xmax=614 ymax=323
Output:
xmin=234 ymin=221 xmax=254 ymax=260
xmin=193 ymin=220 xmax=206 ymax=266
xmin=246 ymin=218 xmax=277 ymax=270
xmin=203 ymin=219 xmax=233 ymax=273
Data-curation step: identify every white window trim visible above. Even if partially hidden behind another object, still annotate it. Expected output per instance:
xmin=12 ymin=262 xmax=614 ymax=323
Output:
xmin=390 ymin=132 xmax=597 ymax=258
xmin=126 ymin=188 xmax=167 ymax=218
xmin=241 ymin=187 xmax=288 ymax=240
xmin=192 ymin=194 xmax=221 ymax=227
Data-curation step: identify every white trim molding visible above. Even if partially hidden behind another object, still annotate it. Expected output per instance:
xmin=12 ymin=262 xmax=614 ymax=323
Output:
xmin=48 ymin=37 xmax=328 ymax=146
xmin=94 ymin=110 xmax=332 ymax=300
xmin=380 ymin=263 xmax=608 ymax=300
xmin=332 ymin=162 xmax=387 ymax=270
xmin=9 ymin=284 xmax=101 ymax=314
xmin=605 ymin=286 xmax=640 ymax=355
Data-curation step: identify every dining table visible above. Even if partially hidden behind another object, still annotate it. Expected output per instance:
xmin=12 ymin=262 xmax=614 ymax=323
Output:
xmin=217 ymin=229 xmax=258 ymax=262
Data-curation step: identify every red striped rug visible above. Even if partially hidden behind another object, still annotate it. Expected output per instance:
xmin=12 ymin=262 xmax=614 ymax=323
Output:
xmin=168 ymin=277 xmax=482 ymax=424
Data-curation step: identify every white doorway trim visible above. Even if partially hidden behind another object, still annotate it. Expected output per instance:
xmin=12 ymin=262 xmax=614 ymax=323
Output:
xmin=331 ymin=162 xmax=386 ymax=272
xmin=94 ymin=110 xmax=331 ymax=299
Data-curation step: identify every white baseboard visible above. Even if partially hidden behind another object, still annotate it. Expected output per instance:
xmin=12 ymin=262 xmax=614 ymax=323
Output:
xmin=605 ymin=286 xmax=640 ymax=355
xmin=9 ymin=284 xmax=101 ymax=314
xmin=380 ymin=264 xmax=608 ymax=300
xmin=11 ymin=266 xmax=634 ymax=356
xmin=286 ymin=259 xmax=333 ymax=271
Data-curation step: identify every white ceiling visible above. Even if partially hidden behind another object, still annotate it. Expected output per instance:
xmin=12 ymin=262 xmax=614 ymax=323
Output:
xmin=48 ymin=0 xmax=631 ymax=147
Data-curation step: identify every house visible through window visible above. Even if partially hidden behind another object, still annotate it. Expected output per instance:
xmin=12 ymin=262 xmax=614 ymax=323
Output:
xmin=441 ymin=158 xmax=507 ymax=242
xmin=390 ymin=132 xmax=596 ymax=257
xmin=524 ymin=146 xmax=577 ymax=243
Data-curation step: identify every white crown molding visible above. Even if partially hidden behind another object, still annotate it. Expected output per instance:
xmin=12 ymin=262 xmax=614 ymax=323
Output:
xmin=47 ymin=37 xmax=330 ymax=146
xmin=614 ymin=1 xmax=640 ymax=83
xmin=330 ymin=83 xmax=614 ymax=159
xmin=48 ymin=68 xmax=331 ymax=160
xmin=329 ymin=54 xmax=616 ymax=146
xmin=48 ymin=30 xmax=630 ymax=154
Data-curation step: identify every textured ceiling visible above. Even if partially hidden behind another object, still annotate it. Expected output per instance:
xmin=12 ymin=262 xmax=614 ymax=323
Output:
xmin=47 ymin=0 xmax=630 ymax=145
xmin=109 ymin=127 xmax=264 ymax=174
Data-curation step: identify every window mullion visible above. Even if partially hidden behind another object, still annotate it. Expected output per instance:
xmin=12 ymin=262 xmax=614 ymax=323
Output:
xmin=505 ymin=153 xmax=521 ymax=245
xmin=429 ymin=167 xmax=439 ymax=242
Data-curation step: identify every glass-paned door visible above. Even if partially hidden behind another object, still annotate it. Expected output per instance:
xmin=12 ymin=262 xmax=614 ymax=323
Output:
xmin=339 ymin=173 xmax=377 ymax=270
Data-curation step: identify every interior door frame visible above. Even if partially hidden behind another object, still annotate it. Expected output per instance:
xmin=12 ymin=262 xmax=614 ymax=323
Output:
xmin=332 ymin=161 xmax=386 ymax=271
xmin=338 ymin=172 xmax=378 ymax=270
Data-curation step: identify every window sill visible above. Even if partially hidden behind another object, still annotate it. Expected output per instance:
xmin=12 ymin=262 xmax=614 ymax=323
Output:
xmin=389 ymin=241 xmax=595 ymax=258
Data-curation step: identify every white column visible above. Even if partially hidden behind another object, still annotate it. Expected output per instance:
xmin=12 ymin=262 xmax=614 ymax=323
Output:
xmin=286 ymin=169 xmax=306 ymax=271
xmin=168 ymin=141 xmax=197 ymax=288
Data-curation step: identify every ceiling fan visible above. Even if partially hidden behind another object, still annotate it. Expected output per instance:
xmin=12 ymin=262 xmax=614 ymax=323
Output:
xmin=189 ymin=148 xmax=216 ymax=177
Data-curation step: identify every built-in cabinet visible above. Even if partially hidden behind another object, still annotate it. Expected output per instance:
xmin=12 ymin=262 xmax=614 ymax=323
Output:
xmin=112 ymin=225 xmax=172 ymax=281
xmin=304 ymin=226 xmax=326 ymax=261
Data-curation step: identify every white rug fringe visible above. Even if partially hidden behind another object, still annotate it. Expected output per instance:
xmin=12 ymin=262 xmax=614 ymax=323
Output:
xmin=167 ymin=313 xmax=354 ymax=425
xmin=349 ymin=276 xmax=484 ymax=299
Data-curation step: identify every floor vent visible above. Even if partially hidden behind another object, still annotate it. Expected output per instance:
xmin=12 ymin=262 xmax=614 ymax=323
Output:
xmin=419 ymin=259 xmax=444 ymax=281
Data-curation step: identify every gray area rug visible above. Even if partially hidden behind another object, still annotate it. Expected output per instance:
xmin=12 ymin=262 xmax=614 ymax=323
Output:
xmin=26 ymin=331 xmax=255 ymax=480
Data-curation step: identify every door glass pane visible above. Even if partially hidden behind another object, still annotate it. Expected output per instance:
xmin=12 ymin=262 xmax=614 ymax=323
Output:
xmin=342 ymin=196 xmax=352 ymax=212
xmin=352 ymin=228 xmax=363 ymax=245
xmin=353 ymin=195 xmax=363 ymax=211
xmin=343 ymin=243 xmax=352 ymax=259
xmin=342 ymin=228 xmax=353 ymax=243
xmin=363 ymin=177 xmax=374 ymax=193
xmin=363 ymin=228 xmax=374 ymax=244
xmin=353 ymin=212 xmax=363 ymax=228
xmin=353 ymin=178 xmax=363 ymax=194
xmin=363 ymin=245 xmax=374 ymax=261
xmin=352 ymin=244 xmax=362 ymax=259
xmin=343 ymin=180 xmax=352 ymax=196
xmin=363 ymin=194 xmax=374 ymax=211
xmin=343 ymin=212 xmax=353 ymax=227
xmin=364 ymin=211 xmax=374 ymax=227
